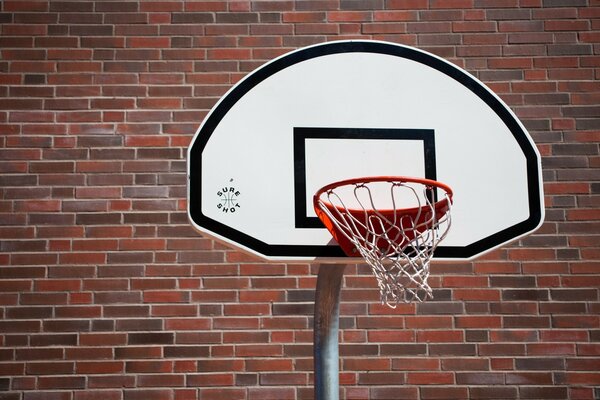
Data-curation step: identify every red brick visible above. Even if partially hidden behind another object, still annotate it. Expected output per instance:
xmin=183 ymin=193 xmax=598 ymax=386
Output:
xmin=407 ymin=372 xmax=454 ymax=385
xmin=122 ymin=389 xmax=174 ymax=400
xmin=198 ymin=388 xmax=245 ymax=400
xmin=5 ymin=1 xmax=48 ymax=11
xmin=86 ymin=375 xmax=134 ymax=389
xmin=125 ymin=37 xmax=170 ymax=48
xmin=137 ymin=98 xmax=182 ymax=110
xmin=528 ymin=343 xmax=576 ymax=356
xmin=74 ymin=361 xmax=124 ymax=375
xmin=390 ymin=358 xmax=439 ymax=372
xmin=455 ymin=316 xmax=502 ymax=329
xmin=442 ymin=357 xmax=489 ymax=371
xmin=124 ymin=361 xmax=172 ymax=374
xmin=344 ymin=358 xmax=390 ymax=371
xmin=421 ymin=387 xmax=469 ymax=399
xmin=367 ymin=329 xmax=415 ymax=343
xmin=21 ymin=392 xmax=71 ymax=400
xmin=207 ymin=48 xmax=252 ymax=60
xmin=224 ymin=303 xmax=271 ymax=316
xmin=417 ymin=330 xmax=464 ymax=343
xmin=137 ymin=374 xmax=185 ymax=388
xmin=164 ymin=318 xmax=211 ymax=331
xmin=247 ymin=387 xmax=295 ymax=400
xmin=235 ymin=344 xmax=283 ymax=357
xmin=143 ymin=291 xmax=189 ymax=303
xmin=561 ymin=372 xmax=600 ymax=385
xmin=74 ymin=391 xmax=122 ymax=400
xmin=214 ymin=317 xmax=261 ymax=329
xmin=404 ymin=316 xmax=453 ymax=329
xmin=59 ymin=252 xmax=106 ymax=265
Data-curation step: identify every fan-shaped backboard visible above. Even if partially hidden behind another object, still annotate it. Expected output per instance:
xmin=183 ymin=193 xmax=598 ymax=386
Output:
xmin=188 ymin=40 xmax=544 ymax=262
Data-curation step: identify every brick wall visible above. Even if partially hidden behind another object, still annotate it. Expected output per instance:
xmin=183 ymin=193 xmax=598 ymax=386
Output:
xmin=1 ymin=1 xmax=598 ymax=399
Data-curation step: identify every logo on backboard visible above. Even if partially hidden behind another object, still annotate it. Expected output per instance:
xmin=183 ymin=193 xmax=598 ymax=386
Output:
xmin=217 ymin=182 xmax=240 ymax=214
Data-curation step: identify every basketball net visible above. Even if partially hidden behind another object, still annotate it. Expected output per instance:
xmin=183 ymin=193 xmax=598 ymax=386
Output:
xmin=314 ymin=177 xmax=452 ymax=308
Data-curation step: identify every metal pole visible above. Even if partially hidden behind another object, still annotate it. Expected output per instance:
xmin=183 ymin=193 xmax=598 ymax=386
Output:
xmin=313 ymin=264 xmax=346 ymax=400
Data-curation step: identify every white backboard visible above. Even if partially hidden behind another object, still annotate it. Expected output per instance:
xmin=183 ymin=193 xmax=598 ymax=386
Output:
xmin=188 ymin=40 xmax=544 ymax=262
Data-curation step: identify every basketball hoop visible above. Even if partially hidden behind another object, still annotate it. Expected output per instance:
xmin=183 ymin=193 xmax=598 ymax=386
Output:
xmin=314 ymin=176 xmax=453 ymax=307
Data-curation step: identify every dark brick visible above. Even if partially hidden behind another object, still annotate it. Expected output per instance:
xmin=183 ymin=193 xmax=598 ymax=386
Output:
xmin=287 ymin=290 xmax=315 ymax=302
xmin=543 ymin=0 xmax=586 ymax=5
xmin=576 ymin=119 xmax=600 ymax=130
xmin=171 ymin=13 xmax=214 ymax=23
xmin=236 ymin=373 xmax=258 ymax=386
xmin=115 ymin=319 xmax=162 ymax=332
xmin=516 ymin=358 xmax=565 ymax=371
xmin=520 ymin=386 xmax=568 ymax=399
xmin=470 ymin=386 xmax=518 ymax=399
xmin=553 ymin=144 xmax=598 ymax=156
xmin=479 ymin=69 xmax=523 ymax=81
xmin=417 ymin=302 xmax=464 ymax=315
xmin=164 ymin=345 xmax=209 ymax=358
xmin=465 ymin=330 xmax=489 ymax=343
xmin=548 ymin=44 xmax=593 ymax=56
xmin=502 ymin=290 xmax=549 ymax=301
xmin=380 ymin=344 xmax=427 ymax=356
xmin=76 ymin=213 xmax=122 ymax=225
xmin=504 ymin=316 xmax=551 ymax=329
xmin=216 ymin=13 xmax=259 ymax=23
xmin=490 ymin=276 xmax=536 ymax=288
xmin=272 ymin=303 xmax=313 ymax=315
xmin=562 ymin=106 xmax=600 ymax=118
xmin=128 ymin=332 xmax=174 ymax=345
xmin=551 ymin=289 xmax=598 ymax=301
xmin=341 ymin=0 xmax=384 ymax=10
xmin=486 ymin=9 xmax=531 ymax=20
xmin=456 ymin=372 xmax=504 ymax=385
xmin=429 ymin=344 xmax=477 ymax=356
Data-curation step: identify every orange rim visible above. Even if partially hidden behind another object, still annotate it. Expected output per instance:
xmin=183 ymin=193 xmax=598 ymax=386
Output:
xmin=314 ymin=176 xmax=453 ymax=215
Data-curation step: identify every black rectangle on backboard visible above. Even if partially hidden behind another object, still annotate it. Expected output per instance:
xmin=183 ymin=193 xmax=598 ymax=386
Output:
xmin=293 ymin=127 xmax=437 ymax=229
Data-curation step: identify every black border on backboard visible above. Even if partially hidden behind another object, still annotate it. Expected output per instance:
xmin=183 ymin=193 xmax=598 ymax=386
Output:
xmin=188 ymin=40 xmax=543 ymax=260
xmin=293 ymin=127 xmax=437 ymax=229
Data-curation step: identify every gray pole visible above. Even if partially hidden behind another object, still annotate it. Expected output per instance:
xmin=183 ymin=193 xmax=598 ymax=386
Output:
xmin=313 ymin=264 xmax=346 ymax=400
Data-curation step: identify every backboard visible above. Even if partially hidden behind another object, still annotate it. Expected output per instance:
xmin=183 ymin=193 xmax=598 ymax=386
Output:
xmin=187 ymin=40 xmax=544 ymax=262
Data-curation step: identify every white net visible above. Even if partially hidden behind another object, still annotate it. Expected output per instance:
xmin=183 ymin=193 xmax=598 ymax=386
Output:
xmin=314 ymin=178 xmax=452 ymax=308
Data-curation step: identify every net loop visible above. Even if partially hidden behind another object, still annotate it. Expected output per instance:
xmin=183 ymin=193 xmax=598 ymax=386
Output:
xmin=314 ymin=177 xmax=453 ymax=308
